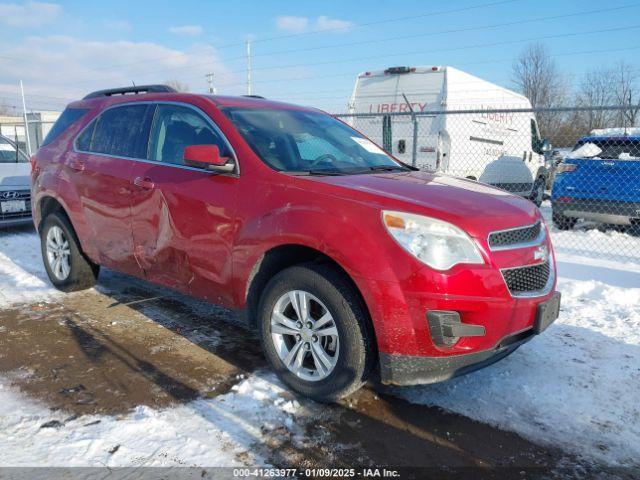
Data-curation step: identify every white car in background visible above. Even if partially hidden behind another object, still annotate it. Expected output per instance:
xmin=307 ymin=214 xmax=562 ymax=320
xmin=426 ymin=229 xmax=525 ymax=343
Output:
xmin=0 ymin=135 xmax=32 ymax=228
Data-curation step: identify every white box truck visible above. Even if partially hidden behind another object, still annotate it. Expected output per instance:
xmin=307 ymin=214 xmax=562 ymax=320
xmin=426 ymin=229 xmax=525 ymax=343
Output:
xmin=347 ymin=66 xmax=551 ymax=205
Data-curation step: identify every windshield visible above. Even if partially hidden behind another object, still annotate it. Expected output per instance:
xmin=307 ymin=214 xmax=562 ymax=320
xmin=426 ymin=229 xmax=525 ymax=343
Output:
xmin=222 ymin=107 xmax=409 ymax=174
xmin=567 ymin=139 xmax=640 ymax=160
xmin=0 ymin=137 xmax=28 ymax=163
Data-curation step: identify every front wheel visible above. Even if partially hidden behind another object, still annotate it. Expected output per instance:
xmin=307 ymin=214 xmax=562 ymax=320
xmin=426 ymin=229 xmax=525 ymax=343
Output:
xmin=40 ymin=212 xmax=99 ymax=292
xmin=257 ymin=263 xmax=374 ymax=402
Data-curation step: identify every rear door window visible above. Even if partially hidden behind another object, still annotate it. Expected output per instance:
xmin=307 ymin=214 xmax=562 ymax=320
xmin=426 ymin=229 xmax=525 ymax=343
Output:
xmin=42 ymin=108 xmax=89 ymax=147
xmin=89 ymin=104 xmax=154 ymax=158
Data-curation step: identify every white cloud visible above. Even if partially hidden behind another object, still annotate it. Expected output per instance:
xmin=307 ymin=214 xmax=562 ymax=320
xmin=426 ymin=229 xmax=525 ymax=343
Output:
xmin=275 ymin=16 xmax=309 ymax=33
xmin=275 ymin=15 xmax=353 ymax=34
xmin=0 ymin=35 xmax=236 ymax=110
xmin=168 ymin=25 xmax=203 ymax=36
xmin=315 ymin=15 xmax=353 ymax=32
xmin=0 ymin=1 xmax=61 ymax=27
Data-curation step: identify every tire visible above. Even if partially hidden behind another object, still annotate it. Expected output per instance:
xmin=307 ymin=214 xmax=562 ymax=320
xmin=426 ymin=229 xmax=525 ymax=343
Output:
xmin=40 ymin=211 xmax=99 ymax=292
xmin=257 ymin=263 xmax=374 ymax=402
xmin=530 ymin=178 xmax=545 ymax=207
xmin=552 ymin=209 xmax=577 ymax=231
xmin=628 ymin=221 xmax=640 ymax=237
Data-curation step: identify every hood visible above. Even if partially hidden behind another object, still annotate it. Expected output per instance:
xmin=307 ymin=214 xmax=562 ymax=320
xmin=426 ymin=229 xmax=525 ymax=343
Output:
xmin=296 ymin=170 xmax=540 ymax=238
xmin=0 ymin=163 xmax=31 ymax=189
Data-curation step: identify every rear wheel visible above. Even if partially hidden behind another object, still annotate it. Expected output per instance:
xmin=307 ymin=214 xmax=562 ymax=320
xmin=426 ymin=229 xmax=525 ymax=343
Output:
xmin=40 ymin=212 xmax=99 ymax=292
xmin=258 ymin=263 xmax=374 ymax=402
xmin=552 ymin=208 xmax=577 ymax=231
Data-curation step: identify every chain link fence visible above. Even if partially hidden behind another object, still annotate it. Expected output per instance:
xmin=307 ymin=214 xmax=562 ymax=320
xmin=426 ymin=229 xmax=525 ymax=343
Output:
xmin=2 ymin=110 xmax=640 ymax=264
xmin=335 ymin=106 xmax=640 ymax=263
xmin=0 ymin=119 xmax=56 ymax=154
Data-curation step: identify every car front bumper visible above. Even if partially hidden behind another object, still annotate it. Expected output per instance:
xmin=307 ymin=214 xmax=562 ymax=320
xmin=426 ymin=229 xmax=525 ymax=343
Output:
xmin=378 ymin=291 xmax=561 ymax=385
xmin=553 ymin=198 xmax=640 ymax=225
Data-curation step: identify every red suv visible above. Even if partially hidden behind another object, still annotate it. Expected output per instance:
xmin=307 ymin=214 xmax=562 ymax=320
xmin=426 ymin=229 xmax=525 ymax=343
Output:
xmin=32 ymin=85 xmax=560 ymax=401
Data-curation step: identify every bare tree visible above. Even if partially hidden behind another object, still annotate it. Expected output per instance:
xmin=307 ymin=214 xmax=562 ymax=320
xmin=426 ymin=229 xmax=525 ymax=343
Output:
xmin=164 ymin=79 xmax=190 ymax=92
xmin=574 ymin=68 xmax=615 ymax=131
xmin=512 ymin=43 xmax=567 ymax=136
xmin=610 ymin=62 xmax=639 ymax=127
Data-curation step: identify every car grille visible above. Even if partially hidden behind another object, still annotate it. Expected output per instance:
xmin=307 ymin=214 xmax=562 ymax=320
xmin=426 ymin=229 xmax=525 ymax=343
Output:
xmin=488 ymin=222 xmax=542 ymax=250
xmin=0 ymin=190 xmax=32 ymax=221
xmin=501 ymin=261 xmax=551 ymax=296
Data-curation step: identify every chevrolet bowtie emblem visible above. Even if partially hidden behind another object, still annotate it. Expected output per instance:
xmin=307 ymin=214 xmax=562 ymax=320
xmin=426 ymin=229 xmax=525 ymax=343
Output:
xmin=534 ymin=245 xmax=548 ymax=261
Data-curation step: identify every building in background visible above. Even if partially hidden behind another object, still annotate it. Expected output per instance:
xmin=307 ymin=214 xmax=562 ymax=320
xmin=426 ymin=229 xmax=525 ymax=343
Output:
xmin=0 ymin=110 xmax=61 ymax=153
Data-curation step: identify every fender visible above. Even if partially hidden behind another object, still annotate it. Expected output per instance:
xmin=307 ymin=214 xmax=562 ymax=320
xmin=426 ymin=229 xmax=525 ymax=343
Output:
xmin=34 ymin=174 xmax=99 ymax=264
xmin=230 ymin=189 xmax=413 ymax=355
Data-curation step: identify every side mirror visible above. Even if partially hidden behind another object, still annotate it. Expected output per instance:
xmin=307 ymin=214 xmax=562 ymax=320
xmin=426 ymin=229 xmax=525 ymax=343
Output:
xmin=184 ymin=144 xmax=235 ymax=173
xmin=541 ymin=139 xmax=552 ymax=153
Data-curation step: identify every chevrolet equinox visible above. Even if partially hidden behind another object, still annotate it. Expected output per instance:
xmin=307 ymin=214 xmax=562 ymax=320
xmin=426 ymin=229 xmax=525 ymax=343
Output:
xmin=32 ymin=85 xmax=560 ymax=401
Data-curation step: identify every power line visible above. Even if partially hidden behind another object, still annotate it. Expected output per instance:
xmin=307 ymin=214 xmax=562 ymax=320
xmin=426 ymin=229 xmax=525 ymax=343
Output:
xmin=217 ymin=23 xmax=640 ymax=77
xmin=85 ymin=3 xmax=640 ymax=83
xmin=216 ymin=0 xmax=523 ymax=47
xmin=217 ymin=3 xmax=640 ymax=65
xmin=212 ymin=44 xmax=640 ymax=87
xmin=13 ymin=0 xmax=522 ymax=76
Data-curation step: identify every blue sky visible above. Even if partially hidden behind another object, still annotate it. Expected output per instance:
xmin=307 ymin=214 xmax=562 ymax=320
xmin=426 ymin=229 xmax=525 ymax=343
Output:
xmin=0 ymin=0 xmax=638 ymax=112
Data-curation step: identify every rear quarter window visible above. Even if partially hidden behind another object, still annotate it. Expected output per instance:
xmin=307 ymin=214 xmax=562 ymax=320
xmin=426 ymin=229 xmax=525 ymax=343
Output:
xmin=41 ymin=108 xmax=89 ymax=147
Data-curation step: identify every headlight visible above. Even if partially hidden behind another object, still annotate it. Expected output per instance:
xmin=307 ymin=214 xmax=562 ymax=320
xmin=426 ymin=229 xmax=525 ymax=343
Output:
xmin=382 ymin=211 xmax=484 ymax=271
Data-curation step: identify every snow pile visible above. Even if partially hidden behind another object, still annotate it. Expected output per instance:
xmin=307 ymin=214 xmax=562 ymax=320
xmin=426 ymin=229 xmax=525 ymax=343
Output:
xmin=0 ymin=373 xmax=303 ymax=467
xmin=400 ymin=259 xmax=640 ymax=466
xmin=540 ymin=201 xmax=640 ymax=264
xmin=0 ymin=228 xmax=60 ymax=306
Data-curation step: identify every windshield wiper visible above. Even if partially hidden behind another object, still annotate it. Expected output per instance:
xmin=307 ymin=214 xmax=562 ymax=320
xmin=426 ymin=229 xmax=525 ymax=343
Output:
xmin=367 ymin=165 xmax=407 ymax=172
xmin=286 ymin=170 xmax=349 ymax=176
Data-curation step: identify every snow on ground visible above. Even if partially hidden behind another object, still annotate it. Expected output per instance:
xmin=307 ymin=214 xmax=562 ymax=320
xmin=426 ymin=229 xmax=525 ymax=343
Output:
xmin=540 ymin=201 xmax=640 ymax=265
xmin=1 ymin=221 xmax=639 ymax=467
xmin=0 ymin=372 xmax=304 ymax=466
xmin=399 ymin=207 xmax=640 ymax=466
xmin=0 ymin=227 xmax=61 ymax=306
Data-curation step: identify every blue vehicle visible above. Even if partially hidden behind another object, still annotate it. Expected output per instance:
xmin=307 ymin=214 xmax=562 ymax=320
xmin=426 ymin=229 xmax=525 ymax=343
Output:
xmin=551 ymin=133 xmax=640 ymax=231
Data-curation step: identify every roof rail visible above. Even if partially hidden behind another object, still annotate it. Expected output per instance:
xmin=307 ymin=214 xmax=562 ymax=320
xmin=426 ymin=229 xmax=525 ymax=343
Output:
xmin=242 ymin=94 xmax=265 ymax=99
xmin=83 ymin=84 xmax=177 ymax=100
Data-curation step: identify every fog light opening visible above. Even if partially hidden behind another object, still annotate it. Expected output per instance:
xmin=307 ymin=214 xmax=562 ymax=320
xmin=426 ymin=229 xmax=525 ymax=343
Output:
xmin=427 ymin=311 xmax=485 ymax=347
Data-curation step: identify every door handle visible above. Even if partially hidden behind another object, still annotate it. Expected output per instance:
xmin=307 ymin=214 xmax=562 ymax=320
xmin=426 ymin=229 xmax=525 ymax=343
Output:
xmin=133 ymin=176 xmax=155 ymax=190
xmin=69 ymin=159 xmax=85 ymax=171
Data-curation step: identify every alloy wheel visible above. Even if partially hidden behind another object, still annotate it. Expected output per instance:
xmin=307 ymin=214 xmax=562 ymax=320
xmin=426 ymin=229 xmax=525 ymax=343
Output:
xmin=270 ymin=290 xmax=340 ymax=381
xmin=46 ymin=226 xmax=71 ymax=281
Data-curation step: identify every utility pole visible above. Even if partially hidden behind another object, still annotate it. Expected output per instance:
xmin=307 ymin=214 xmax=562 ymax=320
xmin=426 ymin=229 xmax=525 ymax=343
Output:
xmin=205 ymin=72 xmax=216 ymax=94
xmin=19 ymin=80 xmax=32 ymax=156
xmin=246 ymin=39 xmax=252 ymax=95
